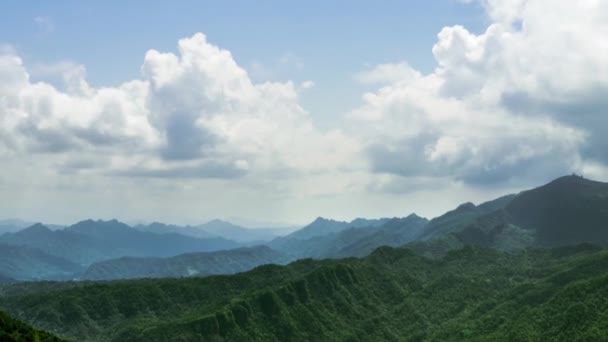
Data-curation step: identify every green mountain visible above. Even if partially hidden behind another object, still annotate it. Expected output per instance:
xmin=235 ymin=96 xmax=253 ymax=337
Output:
xmin=417 ymin=194 xmax=515 ymax=241
xmin=0 ymin=309 xmax=67 ymax=341
xmin=416 ymin=175 xmax=608 ymax=256
xmin=81 ymin=246 xmax=287 ymax=281
xmin=1 ymin=244 xmax=607 ymax=341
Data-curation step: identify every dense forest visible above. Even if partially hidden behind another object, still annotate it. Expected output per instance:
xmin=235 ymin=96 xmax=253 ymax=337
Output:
xmin=1 ymin=244 xmax=607 ymax=341
xmin=0 ymin=309 xmax=66 ymax=341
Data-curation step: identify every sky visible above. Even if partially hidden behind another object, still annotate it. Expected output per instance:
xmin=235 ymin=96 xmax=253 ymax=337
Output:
xmin=0 ymin=0 xmax=607 ymax=226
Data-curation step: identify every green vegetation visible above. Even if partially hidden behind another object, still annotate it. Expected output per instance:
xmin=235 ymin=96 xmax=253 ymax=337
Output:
xmin=0 ymin=309 xmax=67 ymax=341
xmin=2 ymin=244 xmax=608 ymax=341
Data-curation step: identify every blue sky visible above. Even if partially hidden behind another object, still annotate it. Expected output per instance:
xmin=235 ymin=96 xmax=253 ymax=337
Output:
xmin=0 ymin=1 xmax=606 ymax=226
xmin=1 ymin=1 xmax=486 ymax=126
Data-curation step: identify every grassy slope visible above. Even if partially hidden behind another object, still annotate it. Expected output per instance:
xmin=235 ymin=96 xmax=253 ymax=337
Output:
xmin=1 ymin=244 xmax=607 ymax=341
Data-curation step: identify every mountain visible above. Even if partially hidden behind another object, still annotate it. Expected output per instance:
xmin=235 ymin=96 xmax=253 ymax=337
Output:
xmin=197 ymin=219 xmax=284 ymax=243
xmin=332 ymin=214 xmax=429 ymax=257
xmin=504 ymin=175 xmax=608 ymax=246
xmin=268 ymin=214 xmax=429 ymax=260
xmin=268 ymin=217 xmax=393 ymax=255
xmin=0 ymin=219 xmax=34 ymax=235
xmin=0 ymin=223 xmax=108 ymax=266
xmin=417 ymin=194 xmax=515 ymax=241
xmin=0 ymin=243 xmax=82 ymax=281
xmin=81 ymin=246 xmax=287 ymax=280
xmin=0 ymin=220 xmax=240 ymax=266
xmin=1 ymin=244 xmax=606 ymax=341
xmin=0 ymin=309 xmax=67 ymax=341
xmin=0 ymin=274 xmax=14 ymax=285
xmin=415 ymin=175 xmax=608 ymax=255
xmin=0 ymin=219 xmax=64 ymax=235
xmin=283 ymin=217 xmax=390 ymax=241
xmin=133 ymin=222 xmax=215 ymax=239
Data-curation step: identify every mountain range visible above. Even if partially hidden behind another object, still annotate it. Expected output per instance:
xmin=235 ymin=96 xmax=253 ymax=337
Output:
xmin=1 ymin=175 xmax=608 ymax=340
xmin=81 ymin=246 xmax=287 ymax=281
xmin=2 ymin=175 xmax=608 ymax=283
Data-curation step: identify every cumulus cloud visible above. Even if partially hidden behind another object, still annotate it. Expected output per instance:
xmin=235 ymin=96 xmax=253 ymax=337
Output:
xmin=2 ymin=2 xmax=608 ymax=223
xmin=349 ymin=0 xmax=608 ymax=186
xmin=0 ymin=33 xmax=358 ymax=182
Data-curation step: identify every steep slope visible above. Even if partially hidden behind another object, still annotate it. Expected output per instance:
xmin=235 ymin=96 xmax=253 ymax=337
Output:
xmin=0 ymin=243 xmax=82 ymax=281
xmin=417 ymin=194 xmax=515 ymax=241
xmin=333 ymin=214 xmax=429 ymax=257
xmin=81 ymin=246 xmax=287 ymax=280
xmin=416 ymin=175 xmax=608 ymax=255
xmin=0 ymin=309 xmax=67 ymax=341
xmin=1 ymin=245 xmax=607 ymax=341
xmin=505 ymin=175 xmax=608 ymax=246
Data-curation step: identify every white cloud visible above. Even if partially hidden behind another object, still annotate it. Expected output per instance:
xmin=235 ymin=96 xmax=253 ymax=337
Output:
xmin=349 ymin=0 xmax=608 ymax=186
xmin=0 ymin=34 xmax=358 ymax=184
xmin=354 ymin=62 xmax=421 ymax=85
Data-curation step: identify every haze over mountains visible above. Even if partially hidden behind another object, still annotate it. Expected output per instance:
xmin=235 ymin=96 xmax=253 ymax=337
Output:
xmin=1 ymin=175 xmax=607 ymax=284
xmin=1 ymin=175 xmax=608 ymax=340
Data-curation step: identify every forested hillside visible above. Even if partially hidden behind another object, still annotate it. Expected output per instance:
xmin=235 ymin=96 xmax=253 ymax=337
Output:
xmin=1 ymin=244 xmax=607 ymax=341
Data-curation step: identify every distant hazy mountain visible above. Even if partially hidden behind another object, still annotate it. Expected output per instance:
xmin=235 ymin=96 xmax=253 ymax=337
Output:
xmin=196 ymin=219 xmax=286 ymax=243
xmin=0 ymin=220 xmax=240 ymax=266
xmin=333 ymin=214 xmax=429 ymax=258
xmin=277 ymin=217 xmax=391 ymax=242
xmin=268 ymin=215 xmax=424 ymax=259
xmin=0 ymin=243 xmax=82 ymax=281
xmin=0 ymin=219 xmax=64 ymax=234
xmin=82 ymin=246 xmax=286 ymax=280
xmin=0 ymin=219 xmax=37 ymax=235
xmin=133 ymin=222 xmax=215 ymax=239
xmin=134 ymin=220 xmax=288 ymax=243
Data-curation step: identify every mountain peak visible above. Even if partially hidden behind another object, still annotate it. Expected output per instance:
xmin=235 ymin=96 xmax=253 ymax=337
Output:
xmin=457 ymin=202 xmax=476 ymax=210
xmin=22 ymin=223 xmax=52 ymax=234
xmin=405 ymin=213 xmax=424 ymax=220
xmin=312 ymin=217 xmax=335 ymax=224
xmin=548 ymin=174 xmax=593 ymax=186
